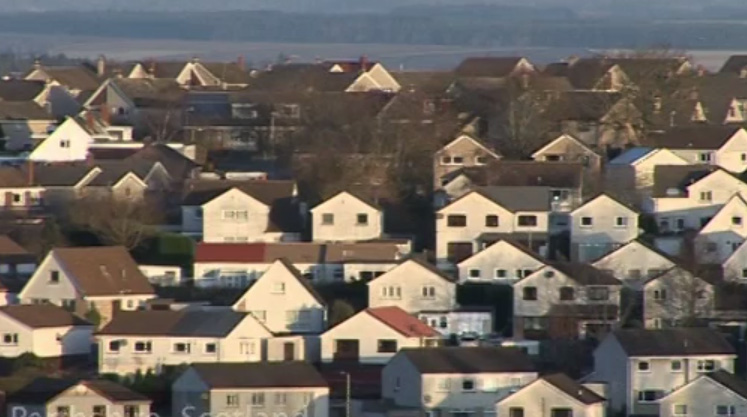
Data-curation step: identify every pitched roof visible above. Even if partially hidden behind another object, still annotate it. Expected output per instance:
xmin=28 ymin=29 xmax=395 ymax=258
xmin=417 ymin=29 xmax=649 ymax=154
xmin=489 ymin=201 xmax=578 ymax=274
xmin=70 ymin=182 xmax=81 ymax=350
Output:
xmin=649 ymin=125 xmax=743 ymax=150
xmin=0 ymin=80 xmax=46 ymax=101
xmin=542 ymin=373 xmax=606 ymax=404
xmin=0 ymin=235 xmax=31 ymax=256
xmin=544 ymin=91 xmax=622 ymax=121
xmin=274 ymin=258 xmax=326 ymax=306
xmin=707 ymin=370 xmax=747 ymax=399
xmin=8 ymin=378 xmax=149 ymax=404
xmin=0 ymin=304 xmax=90 ymax=328
xmin=194 ymin=242 xmax=402 ymax=265
xmin=720 ymin=55 xmax=747 ymax=74
xmin=189 ymin=362 xmax=328 ymax=388
xmin=550 ymin=263 xmax=622 ymax=286
xmin=365 ymin=306 xmax=440 ymax=337
xmin=85 ymin=160 xmax=154 ymax=187
xmin=651 ymin=165 xmax=724 ymax=198
xmin=127 ymin=144 xmax=198 ymax=179
xmin=563 ymin=59 xmax=616 ymax=90
xmin=608 ymin=147 xmax=655 ymax=165
xmin=97 ymin=309 xmax=249 ymax=336
xmin=201 ymin=62 xmax=250 ymax=84
xmin=0 ymin=101 xmax=53 ymax=120
xmin=476 ymin=186 xmax=551 ymax=212
xmin=39 ymin=66 xmax=102 ymax=91
xmin=21 ymin=163 xmax=96 ymax=187
xmin=400 ymin=346 xmax=535 ymax=374
xmin=443 ymin=161 xmax=583 ymax=189
xmin=454 ymin=57 xmax=527 ymax=78
xmin=610 ymin=328 xmax=736 ymax=356
xmin=52 ymin=246 xmax=154 ymax=297
xmin=249 ymin=64 xmax=359 ymax=92
xmin=0 ymin=166 xmax=36 ymax=187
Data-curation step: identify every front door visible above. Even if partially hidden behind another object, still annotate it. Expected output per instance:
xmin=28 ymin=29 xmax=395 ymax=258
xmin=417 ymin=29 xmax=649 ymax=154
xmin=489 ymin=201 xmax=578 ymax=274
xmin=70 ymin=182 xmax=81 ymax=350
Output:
xmin=283 ymin=342 xmax=295 ymax=361
xmin=334 ymin=339 xmax=359 ymax=361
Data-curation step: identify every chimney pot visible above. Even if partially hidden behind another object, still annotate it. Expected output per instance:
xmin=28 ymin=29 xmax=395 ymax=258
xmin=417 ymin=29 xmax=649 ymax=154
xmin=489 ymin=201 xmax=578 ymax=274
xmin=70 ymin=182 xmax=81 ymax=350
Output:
xmin=96 ymin=55 xmax=106 ymax=77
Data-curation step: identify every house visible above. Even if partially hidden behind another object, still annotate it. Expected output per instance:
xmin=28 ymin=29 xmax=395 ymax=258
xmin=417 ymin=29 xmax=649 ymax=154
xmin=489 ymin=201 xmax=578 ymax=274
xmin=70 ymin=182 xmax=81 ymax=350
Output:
xmin=531 ymin=133 xmax=602 ymax=172
xmin=0 ymin=304 xmax=92 ymax=358
xmin=417 ymin=307 xmax=494 ymax=338
xmin=28 ymin=117 xmax=95 ymax=162
xmin=544 ymin=58 xmax=628 ymax=91
xmin=642 ymin=266 xmax=719 ymax=328
xmin=250 ymin=59 xmax=400 ymax=93
xmin=658 ymin=370 xmax=747 ymax=417
xmin=513 ymin=263 xmax=622 ymax=340
xmin=454 ymin=57 xmax=536 ymax=78
xmin=570 ymin=193 xmax=640 ymax=262
xmin=605 ymin=147 xmax=688 ymax=196
xmin=231 ymin=259 xmax=327 ymax=334
xmin=457 ymin=239 xmax=546 ymax=284
xmin=320 ymin=306 xmax=440 ymax=364
xmin=172 ymin=362 xmax=329 ymax=417
xmin=722 ymin=238 xmax=747 ymax=282
xmin=181 ymin=179 xmax=303 ymax=243
xmin=593 ymin=328 xmax=737 ymax=416
xmin=0 ymin=165 xmax=46 ymax=212
xmin=324 ymin=58 xmax=401 ymax=92
xmin=7 ymin=378 xmax=150 ymax=417
xmin=381 ymin=347 xmax=537 ymax=414
xmin=310 ymin=191 xmax=383 ymax=242
xmin=18 ymin=246 xmax=156 ymax=326
xmin=0 ymin=101 xmax=57 ymax=151
xmin=496 ymin=373 xmax=607 ymax=417
xmin=194 ymin=241 xmax=406 ymax=286
xmin=694 ymin=194 xmax=747 ymax=263
xmin=0 ymin=235 xmax=36 ymax=279
xmin=96 ymin=308 xmax=271 ymax=375
xmin=432 ymin=134 xmax=501 ymax=189
xmin=592 ymin=239 xmax=677 ymax=289
xmin=645 ymin=165 xmax=747 ymax=233
xmin=436 ymin=187 xmax=552 ymax=268
xmin=25 ymin=62 xmax=102 ymax=98
xmin=367 ymin=258 xmax=457 ymax=314
xmin=648 ymin=126 xmax=747 ymax=173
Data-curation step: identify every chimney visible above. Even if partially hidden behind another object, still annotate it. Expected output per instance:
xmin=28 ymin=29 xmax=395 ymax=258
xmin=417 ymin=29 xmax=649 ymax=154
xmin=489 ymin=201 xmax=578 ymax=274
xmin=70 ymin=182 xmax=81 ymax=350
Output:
xmin=359 ymin=55 xmax=369 ymax=72
xmin=191 ymin=56 xmax=200 ymax=64
xmin=741 ymin=68 xmax=747 ymax=79
xmin=697 ymin=65 xmax=707 ymax=77
xmin=96 ymin=55 xmax=106 ymax=77
xmin=26 ymin=160 xmax=34 ymax=186
xmin=100 ymin=105 xmax=110 ymax=125
xmin=237 ymin=56 xmax=246 ymax=71
xmin=148 ymin=61 xmax=156 ymax=78
xmin=85 ymin=111 xmax=95 ymax=131
xmin=33 ymin=59 xmax=41 ymax=70
xmin=113 ymin=68 xmax=123 ymax=79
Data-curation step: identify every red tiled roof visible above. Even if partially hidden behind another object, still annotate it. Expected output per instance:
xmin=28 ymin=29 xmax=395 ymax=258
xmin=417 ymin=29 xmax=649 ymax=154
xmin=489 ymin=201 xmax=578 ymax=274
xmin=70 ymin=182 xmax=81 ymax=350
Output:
xmin=195 ymin=243 xmax=266 ymax=263
xmin=366 ymin=306 xmax=439 ymax=338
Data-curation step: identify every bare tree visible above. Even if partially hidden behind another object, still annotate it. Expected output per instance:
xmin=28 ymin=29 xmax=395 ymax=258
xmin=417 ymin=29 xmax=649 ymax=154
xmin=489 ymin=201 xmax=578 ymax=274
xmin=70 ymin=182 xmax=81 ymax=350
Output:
xmin=492 ymin=85 xmax=553 ymax=159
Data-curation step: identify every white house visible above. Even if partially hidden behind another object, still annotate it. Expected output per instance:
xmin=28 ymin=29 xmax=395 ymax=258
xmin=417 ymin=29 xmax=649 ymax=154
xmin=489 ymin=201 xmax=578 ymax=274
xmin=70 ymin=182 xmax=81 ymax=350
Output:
xmin=432 ymin=134 xmax=501 ymax=189
xmin=642 ymin=266 xmax=717 ymax=329
xmin=436 ymin=188 xmax=550 ymax=268
xmin=645 ymin=165 xmax=747 ymax=232
xmin=513 ymin=263 xmax=622 ymax=340
xmin=593 ymin=328 xmax=737 ymax=416
xmin=649 ymin=125 xmax=747 ymax=173
xmin=97 ymin=309 xmax=271 ymax=375
xmin=381 ymin=347 xmax=537 ymax=414
xmin=0 ymin=304 xmax=93 ymax=358
xmin=310 ymin=191 xmax=383 ymax=242
xmin=172 ymin=362 xmax=329 ymax=417
xmin=722 ymin=239 xmax=747 ymax=282
xmin=605 ymin=147 xmax=688 ymax=195
xmin=231 ymin=259 xmax=327 ymax=334
xmin=531 ymin=133 xmax=602 ymax=169
xmin=367 ymin=258 xmax=457 ymax=314
xmin=657 ymin=370 xmax=747 ymax=417
xmin=28 ymin=117 xmax=94 ymax=162
xmin=695 ymin=194 xmax=747 ymax=263
xmin=18 ymin=246 xmax=156 ymax=326
xmin=570 ymin=193 xmax=640 ymax=262
xmin=457 ymin=239 xmax=546 ymax=284
xmin=7 ymin=378 xmax=151 ymax=417
xmin=320 ymin=306 xmax=440 ymax=364
xmin=496 ymin=373 xmax=607 ymax=417
xmin=592 ymin=239 xmax=676 ymax=289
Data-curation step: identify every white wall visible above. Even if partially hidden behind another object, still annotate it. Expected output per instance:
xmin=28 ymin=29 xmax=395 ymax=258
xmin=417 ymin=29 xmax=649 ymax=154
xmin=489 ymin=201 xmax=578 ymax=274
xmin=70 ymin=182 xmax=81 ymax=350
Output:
xmin=368 ymin=260 xmax=456 ymax=314
xmin=29 ymin=118 xmax=93 ymax=162
xmin=659 ymin=376 xmax=747 ymax=417
xmin=457 ymin=240 xmax=545 ymax=284
xmin=311 ymin=192 xmax=382 ymax=242
xmin=593 ymin=241 xmax=675 ymax=289
xmin=497 ymin=379 xmax=605 ymax=417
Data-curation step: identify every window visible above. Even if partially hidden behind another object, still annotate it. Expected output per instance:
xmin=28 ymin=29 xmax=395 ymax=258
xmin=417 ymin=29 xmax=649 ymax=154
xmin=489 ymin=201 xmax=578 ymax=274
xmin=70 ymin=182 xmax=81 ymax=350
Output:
xmin=123 ymin=406 xmax=138 ymax=417
xmin=673 ymin=405 xmax=687 ymax=416
xmin=437 ymin=379 xmax=451 ymax=392
xmin=550 ymin=409 xmax=573 ymax=417
xmin=382 ymin=286 xmax=402 ymax=299
xmin=485 ymin=215 xmax=499 ymax=227
xmin=275 ymin=393 xmax=287 ymax=405
xmin=700 ymin=191 xmax=713 ymax=202
xmin=356 ymin=213 xmax=369 ymax=225
xmin=272 ymin=282 xmax=286 ymax=294
xmin=93 ymin=406 xmax=106 ymax=417
xmin=638 ymin=361 xmax=650 ymax=372
xmin=251 ymin=393 xmax=265 ymax=407
xmin=671 ymin=360 xmax=683 ymax=372
xmin=495 ymin=269 xmax=507 ymax=279
xmin=377 ymin=340 xmax=398 ymax=353
xmin=654 ymin=289 xmax=667 ymax=301
xmin=716 ymin=405 xmax=736 ymax=416
xmin=509 ymin=408 xmax=524 ymax=417
xmin=700 ymin=152 xmax=712 ymax=162
xmin=108 ymin=341 xmax=120 ymax=352
xmin=581 ymin=216 xmax=593 ymax=227
xmin=453 ymin=156 xmax=464 ymax=164
xmin=559 ymin=286 xmax=575 ymax=301
xmin=50 ymin=270 xmax=60 ymax=283
xmin=517 ymin=215 xmax=537 ymax=227
xmin=475 ymin=156 xmax=488 ymax=165
xmin=615 ymin=217 xmax=628 ymax=228
xmin=173 ymin=342 xmax=190 ymax=354
xmin=59 ymin=139 xmax=70 ymax=148
xmin=523 ymin=287 xmax=538 ymax=301
xmin=734 ymin=216 xmax=744 ymax=226
xmin=422 ymin=286 xmax=436 ymax=299
xmin=447 ymin=215 xmax=467 ymax=227
xmin=57 ymin=407 xmax=70 ymax=417
xmin=61 ymin=299 xmax=76 ymax=311
xmin=637 ymin=390 xmax=660 ymax=403
xmin=588 ymin=286 xmax=610 ymax=301
xmin=697 ymin=359 xmax=716 ymax=372
xmin=134 ymin=341 xmax=152 ymax=353
xmin=321 ymin=213 xmax=334 ymax=225
xmin=439 ymin=317 xmax=448 ymax=329
xmin=2 ymin=333 xmax=18 ymax=345
xmin=517 ymin=269 xmax=533 ymax=278
xmin=743 ymin=269 xmax=747 ymax=279
xmin=205 ymin=343 xmax=216 ymax=354
xmin=226 ymin=394 xmax=239 ymax=408
xmin=461 ymin=378 xmax=475 ymax=391
xmin=441 ymin=156 xmax=452 ymax=165
xmin=469 ymin=269 xmax=481 ymax=279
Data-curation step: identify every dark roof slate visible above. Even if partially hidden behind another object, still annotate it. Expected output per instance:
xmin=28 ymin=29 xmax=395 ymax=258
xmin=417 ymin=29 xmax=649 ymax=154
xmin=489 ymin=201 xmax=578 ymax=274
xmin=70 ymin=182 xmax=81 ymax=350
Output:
xmin=190 ymin=362 xmax=328 ymax=388
xmin=611 ymin=328 xmax=736 ymax=356
xmin=400 ymin=346 xmax=535 ymax=374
